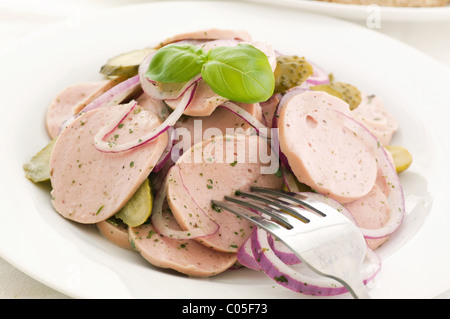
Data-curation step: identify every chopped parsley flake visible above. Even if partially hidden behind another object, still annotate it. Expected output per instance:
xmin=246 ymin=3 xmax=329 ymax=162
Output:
xmin=96 ymin=205 xmax=104 ymax=215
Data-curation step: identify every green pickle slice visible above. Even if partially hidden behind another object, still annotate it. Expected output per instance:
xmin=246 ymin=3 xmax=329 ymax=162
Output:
xmin=23 ymin=138 xmax=56 ymax=183
xmin=100 ymin=47 xmax=155 ymax=78
xmin=310 ymin=84 xmax=343 ymax=99
xmin=115 ymin=178 xmax=153 ymax=227
xmin=274 ymin=55 xmax=314 ymax=94
xmin=311 ymin=82 xmax=362 ymax=110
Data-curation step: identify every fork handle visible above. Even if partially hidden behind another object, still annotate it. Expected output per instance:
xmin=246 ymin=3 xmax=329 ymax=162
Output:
xmin=343 ymin=276 xmax=372 ymax=299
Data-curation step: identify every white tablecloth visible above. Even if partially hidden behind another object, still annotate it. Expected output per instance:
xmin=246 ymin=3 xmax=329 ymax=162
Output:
xmin=1 ymin=0 xmax=449 ymax=299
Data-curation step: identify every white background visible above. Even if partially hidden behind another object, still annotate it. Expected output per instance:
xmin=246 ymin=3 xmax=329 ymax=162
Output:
xmin=0 ymin=0 xmax=449 ymax=299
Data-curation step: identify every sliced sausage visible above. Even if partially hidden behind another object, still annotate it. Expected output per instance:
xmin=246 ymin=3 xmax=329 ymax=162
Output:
xmin=260 ymin=93 xmax=281 ymax=127
xmin=155 ymin=28 xmax=252 ymax=49
xmin=46 ymin=78 xmax=124 ymax=139
xmin=166 ymin=134 xmax=283 ymax=253
xmin=97 ymin=219 xmax=133 ymax=250
xmin=50 ymin=103 xmax=168 ymax=224
xmin=344 ymin=184 xmax=391 ymax=250
xmin=278 ymin=91 xmax=377 ymax=203
xmin=174 ymin=102 xmax=263 ymax=147
xmin=135 ymin=92 xmax=171 ymax=121
xmin=352 ymin=92 xmax=398 ymax=145
xmin=129 ymin=212 xmax=237 ymax=277
xmin=165 ymin=79 xmax=229 ymax=117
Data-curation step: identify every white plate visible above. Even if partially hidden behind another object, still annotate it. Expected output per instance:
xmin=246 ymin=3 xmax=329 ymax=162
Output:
xmin=1 ymin=0 xmax=449 ymax=299
xmin=243 ymin=0 xmax=450 ymax=22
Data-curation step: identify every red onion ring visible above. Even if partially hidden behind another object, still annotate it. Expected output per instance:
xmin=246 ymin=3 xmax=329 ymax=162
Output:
xmin=270 ymin=90 xmax=305 ymax=170
xmin=94 ymin=82 xmax=197 ymax=153
xmin=306 ymin=61 xmax=330 ymax=86
xmin=238 ymin=232 xmax=303 ymax=270
xmin=237 ymin=232 xmax=261 ymax=271
xmin=82 ymin=75 xmax=141 ymax=113
xmin=218 ymin=101 xmax=270 ymax=138
xmin=268 ymin=234 xmax=301 ymax=265
xmin=153 ymin=127 xmax=175 ymax=173
xmin=251 ymin=227 xmax=381 ymax=296
xmin=150 ymin=157 xmax=175 ymax=194
xmin=58 ymin=75 xmax=141 ymax=134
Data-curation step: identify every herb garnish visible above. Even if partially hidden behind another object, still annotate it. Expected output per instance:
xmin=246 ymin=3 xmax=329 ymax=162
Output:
xmin=145 ymin=43 xmax=275 ymax=103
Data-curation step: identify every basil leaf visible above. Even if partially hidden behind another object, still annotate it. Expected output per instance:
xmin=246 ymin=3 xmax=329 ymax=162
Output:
xmin=201 ymin=44 xmax=274 ymax=103
xmin=145 ymin=44 xmax=206 ymax=83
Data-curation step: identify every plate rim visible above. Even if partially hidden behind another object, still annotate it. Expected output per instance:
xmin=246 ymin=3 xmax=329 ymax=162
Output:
xmin=242 ymin=0 xmax=450 ymax=22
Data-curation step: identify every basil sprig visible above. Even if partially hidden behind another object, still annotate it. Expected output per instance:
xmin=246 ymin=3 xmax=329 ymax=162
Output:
xmin=145 ymin=43 xmax=274 ymax=103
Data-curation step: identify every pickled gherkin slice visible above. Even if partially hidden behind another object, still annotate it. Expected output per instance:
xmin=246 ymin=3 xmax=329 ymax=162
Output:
xmin=23 ymin=139 xmax=56 ymax=183
xmin=115 ymin=178 xmax=153 ymax=227
xmin=311 ymin=82 xmax=362 ymax=110
xmin=385 ymin=145 xmax=413 ymax=173
xmin=330 ymin=82 xmax=362 ymax=110
xmin=274 ymin=55 xmax=313 ymax=94
xmin=100 ymin=47 xmax=155 ymax=77
xmin=310 ymin=84 xmax=343 ymax=100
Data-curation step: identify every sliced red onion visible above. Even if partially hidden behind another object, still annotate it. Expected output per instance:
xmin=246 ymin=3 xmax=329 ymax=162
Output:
xmin=153 ymin=127 xmax=175 ymax=173
xmin=150 ymin=138 xmax=187 ymax=193
xmin=176 ymin=164 xmax=222 ymax=235
xmin=297 ymin=191 xmax=357 ymax=223
xmin=251 ymin=227 xmax=381 ymax=296
xmin=334 ymin=111 xmax=405 ymax=239
xmin=238 ymin=232 xmax=302 ymax=271
xmin=59 ymin=75 xmax=141 ymax=134
xmin=237 ymin=232 xmax=261 ymax=271
xmin=150 ymin=157 xmax=175 ymax=194
xmin=268 ymin=234 xmax=301 ymax=265
xmin=150 ymin=174 xmax=219 ymax=240
xmin=99 ymin=100 xmax=139 ymax=145
xmin=219 ymin=101 xmax=270 ymax=138
xmin=306 ymin=61 xmax=330 ymax=86
xmin=82 ymin=75 xmax=141 ymax=113
xmin=94 ymin=82 xmax=197 ymax=153
xmin=270 ymin=93 xmax=294 ymax=170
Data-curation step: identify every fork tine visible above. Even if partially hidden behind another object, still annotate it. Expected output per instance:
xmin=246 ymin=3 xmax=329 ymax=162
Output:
xmin=223 ymin=195 xmax=295 ymax=228
xmin=234 ymin=190 xmax=310 ymax=223
xmin=251 ymin=186 xmax=327 ymax=217
xmin=211 ymin=200 xmax=286 ymax=234
xmin=214 ymin=188 xmax=371 ymax=299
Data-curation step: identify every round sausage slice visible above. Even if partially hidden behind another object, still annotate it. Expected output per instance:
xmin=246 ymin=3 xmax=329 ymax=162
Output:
xmin=351 ymin=92 xmax=398 ymax=146
xmin=50 ymin=103 xmax=168 ymax=224
xmin=129 ymin=213 xmax=237 ymax=277
xmin=166 ymin=134 xmax=284 ymax=253
xmin=278 ymin=91 xmax=377 ymax=203
xmin=97 ymin=219 xmax=133 ymax=250
xmin=174 ymin=102 xmax=263 ymax=148
xmin=344 ymin=184 xmax=391 ymax=250
xmin=46 ymin=78 xmax=124 ymax=139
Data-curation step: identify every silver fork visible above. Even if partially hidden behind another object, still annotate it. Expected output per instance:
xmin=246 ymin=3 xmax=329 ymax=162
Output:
xmin=211 ymin=186 xmax=371 ymax=299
